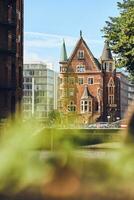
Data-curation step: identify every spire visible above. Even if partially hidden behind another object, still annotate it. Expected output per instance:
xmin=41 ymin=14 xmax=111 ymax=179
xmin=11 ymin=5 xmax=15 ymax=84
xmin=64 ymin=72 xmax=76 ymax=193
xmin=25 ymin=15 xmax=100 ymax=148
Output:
xmin=80 ymin=30 xmax=82 ymax=38
xmin=60 ymin=39 xmax=68 ymax=62
xmin=81 ymin=85 xmax=93 ymax=99
xmin=101 ymin=40 xmax=113 ymax=61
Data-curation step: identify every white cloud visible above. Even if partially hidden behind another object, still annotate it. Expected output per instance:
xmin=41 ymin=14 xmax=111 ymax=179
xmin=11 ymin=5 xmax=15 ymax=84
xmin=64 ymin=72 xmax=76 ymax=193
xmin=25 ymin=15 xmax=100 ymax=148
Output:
xmin=24 ymin=31 xmax=103 ymax=49
xmin=24 ymin=32 xmax=77 ymax=48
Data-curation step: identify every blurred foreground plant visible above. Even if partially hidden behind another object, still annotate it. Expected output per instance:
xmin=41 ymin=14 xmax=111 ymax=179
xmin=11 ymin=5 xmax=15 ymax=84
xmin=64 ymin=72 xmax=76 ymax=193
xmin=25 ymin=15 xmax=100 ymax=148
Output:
xmin=0 ymin=110 xmax=134 ymax=199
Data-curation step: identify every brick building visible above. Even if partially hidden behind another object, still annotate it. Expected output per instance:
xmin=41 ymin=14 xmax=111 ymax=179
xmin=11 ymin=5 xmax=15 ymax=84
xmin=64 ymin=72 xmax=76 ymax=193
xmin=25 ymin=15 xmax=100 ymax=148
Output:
xmin=59 ymin=33 xmax=120 ymax=124
xmin=0 ymin=0 xmax=23 ymax=119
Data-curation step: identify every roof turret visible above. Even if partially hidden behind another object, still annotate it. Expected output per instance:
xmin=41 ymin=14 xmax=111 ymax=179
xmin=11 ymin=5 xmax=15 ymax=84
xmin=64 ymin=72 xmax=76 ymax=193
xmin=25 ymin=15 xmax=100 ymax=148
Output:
xmin=60 ymin=39 xmax=68 ymax=62
xmin=101 ymin=41 xmax=113 ymax=61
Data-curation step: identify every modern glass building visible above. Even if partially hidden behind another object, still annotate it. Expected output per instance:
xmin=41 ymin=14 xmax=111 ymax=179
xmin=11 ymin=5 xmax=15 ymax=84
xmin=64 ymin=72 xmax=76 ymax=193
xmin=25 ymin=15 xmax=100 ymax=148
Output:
xmin=23 ymin=61 xmax=58 ymax=120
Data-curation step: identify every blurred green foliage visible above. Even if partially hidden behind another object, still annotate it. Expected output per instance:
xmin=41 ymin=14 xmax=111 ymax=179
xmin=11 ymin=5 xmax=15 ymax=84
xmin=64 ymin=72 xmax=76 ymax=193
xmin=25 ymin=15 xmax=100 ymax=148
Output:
xmin=0 ymin=115 xmax=134 ymax=199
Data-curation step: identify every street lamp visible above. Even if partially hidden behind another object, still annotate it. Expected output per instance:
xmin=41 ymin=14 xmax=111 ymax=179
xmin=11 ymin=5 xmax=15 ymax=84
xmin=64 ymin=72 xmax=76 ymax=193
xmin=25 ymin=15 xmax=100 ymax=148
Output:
xmin=116 ymin=117 xmax=120 ymax=121
xmin=107 ymin=115 xmax=110 ymax=123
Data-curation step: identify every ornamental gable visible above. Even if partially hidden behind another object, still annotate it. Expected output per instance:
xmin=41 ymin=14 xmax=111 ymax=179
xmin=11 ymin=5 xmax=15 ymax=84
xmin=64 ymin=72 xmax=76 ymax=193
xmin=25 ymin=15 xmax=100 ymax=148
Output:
xmin=67 ymin=37 xmax=101 ymax=73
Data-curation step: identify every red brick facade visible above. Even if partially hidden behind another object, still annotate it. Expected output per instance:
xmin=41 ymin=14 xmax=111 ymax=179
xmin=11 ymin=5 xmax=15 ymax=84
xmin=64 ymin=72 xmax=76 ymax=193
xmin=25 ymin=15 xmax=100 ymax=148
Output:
xmin=0 ymin=0 xmax=23 ymax=119
xmin=59 ymin=36 xmax=120 ymax=124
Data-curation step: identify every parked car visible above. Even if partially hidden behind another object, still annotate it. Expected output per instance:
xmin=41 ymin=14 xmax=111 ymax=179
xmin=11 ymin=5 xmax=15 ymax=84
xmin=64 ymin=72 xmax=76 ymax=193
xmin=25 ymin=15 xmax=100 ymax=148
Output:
xmin=88 ymin=124 xmax=97 ymax=128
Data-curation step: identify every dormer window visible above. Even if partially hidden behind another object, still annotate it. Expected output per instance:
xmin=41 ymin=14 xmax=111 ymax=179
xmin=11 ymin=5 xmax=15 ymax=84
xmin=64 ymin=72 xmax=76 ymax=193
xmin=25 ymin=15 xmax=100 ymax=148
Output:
xmin=76 ymin=65 xmax=85 ymax=73
xmin=78 ymin=50 xmax=84 ymax=59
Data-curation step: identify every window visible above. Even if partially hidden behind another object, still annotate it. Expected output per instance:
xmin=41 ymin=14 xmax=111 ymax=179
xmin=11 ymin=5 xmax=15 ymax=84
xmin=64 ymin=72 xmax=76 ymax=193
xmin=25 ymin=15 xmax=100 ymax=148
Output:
xmin=78 ymin=50 xmax=84 ymax=59
xmin=29 ymin=70 xmax=34 ymax=76
xmin=60 ymin=67 xmax=67 ymax=72
xmin=24 ymin=84 xmax=32 ymax=90
xmin=78 ymin=78 xmax=83 ymax=85
xmin=60 ymin=77 xmax=67 ymax=84
xmin=109 ymin=63 xmax=113 ymax=71
xmin=88 ymin=77 xmax=94 ymax=84
xmin=109 ymin=86 xmax=114 ymax=94
xmin=69 ymin=88 xmax=74 ymax=96
xmin=68 ymin=101 xmax=76 ymax=112
xmin=63 ymin=77 xmax=67 ymax=84
xmin=76 ymin=65 xmax=85 ymax=72
xmin=63 ymin=89 xmax=67 ymax=97
xmin=108 ymin=78 xmax=115 ymax=95
xmin=84 ymin=101 xmax=88 ymax=112
xmin=108 ymin=95 xmax=114 ymax=105
xmin=89 ymin=101 xmax=92 ymax=112
xmin=81 ymin=100 xmax=92 ymax=113
xmin=69 ymin=77 xmax=75 ymax=84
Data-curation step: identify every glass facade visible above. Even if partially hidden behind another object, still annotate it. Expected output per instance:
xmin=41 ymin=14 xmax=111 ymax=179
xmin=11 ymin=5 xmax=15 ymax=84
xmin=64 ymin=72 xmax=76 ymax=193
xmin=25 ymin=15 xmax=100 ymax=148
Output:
xmin=23 ymin=62 xmax=58 ymax=120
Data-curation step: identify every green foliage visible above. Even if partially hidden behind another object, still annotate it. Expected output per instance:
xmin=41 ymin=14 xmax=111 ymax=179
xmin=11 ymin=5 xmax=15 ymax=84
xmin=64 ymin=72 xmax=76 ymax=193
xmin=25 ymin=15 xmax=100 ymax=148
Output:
xmin=47 ymin=110 xmax=61 ymax=127
xmin=128 ymin=74 xmax=134 ymax=83
xmin=0 ymin=113 xmax=134 ymax=199
xmin=102 ymin=0 xmax=134 ymax=74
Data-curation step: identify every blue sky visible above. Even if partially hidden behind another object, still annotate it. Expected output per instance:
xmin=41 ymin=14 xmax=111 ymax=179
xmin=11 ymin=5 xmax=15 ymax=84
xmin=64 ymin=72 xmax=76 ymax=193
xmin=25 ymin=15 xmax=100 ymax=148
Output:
xmin=24 ymin=0 xmax=121 ymax=71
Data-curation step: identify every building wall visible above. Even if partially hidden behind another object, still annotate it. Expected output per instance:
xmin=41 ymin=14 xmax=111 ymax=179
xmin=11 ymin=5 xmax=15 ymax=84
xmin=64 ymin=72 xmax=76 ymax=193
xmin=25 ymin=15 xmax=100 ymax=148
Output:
xmin=128 ymin=82 xmax=134 ymax=115
xmin=59 ymin=37 xmax=121 ymax=124
xmin=116 ymin=72 xmax=128 ymax=118
xmin=60 ymin=41 xmax=103 ymax=124
xmin=0 ymin=0 xmax=23 ymax=120
xmin=23 ymin=62 xmax=58 ymax=120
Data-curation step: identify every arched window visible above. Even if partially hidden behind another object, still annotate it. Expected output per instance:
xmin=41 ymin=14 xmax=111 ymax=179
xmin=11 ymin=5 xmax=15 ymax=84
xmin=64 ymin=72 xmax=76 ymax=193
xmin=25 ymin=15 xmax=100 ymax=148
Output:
xmin=108 ymin=78 xmax=115 ymax=105
xmin=68 ymin=101 xmax=76 ymax=112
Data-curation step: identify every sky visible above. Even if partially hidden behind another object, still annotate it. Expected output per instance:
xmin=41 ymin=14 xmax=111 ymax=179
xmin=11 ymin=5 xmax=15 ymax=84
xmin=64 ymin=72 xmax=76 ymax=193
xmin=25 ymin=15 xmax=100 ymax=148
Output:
xmin=24 ymin=0 xmax=122 ymax=71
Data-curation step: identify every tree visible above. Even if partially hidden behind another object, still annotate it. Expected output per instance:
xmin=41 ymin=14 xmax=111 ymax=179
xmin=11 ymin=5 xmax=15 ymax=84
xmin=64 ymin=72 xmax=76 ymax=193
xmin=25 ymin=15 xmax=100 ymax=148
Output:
xmin=48 ymin=110 xmax=61 ymax=127
xmin=102 ymin=0 xmax=134 ymax=74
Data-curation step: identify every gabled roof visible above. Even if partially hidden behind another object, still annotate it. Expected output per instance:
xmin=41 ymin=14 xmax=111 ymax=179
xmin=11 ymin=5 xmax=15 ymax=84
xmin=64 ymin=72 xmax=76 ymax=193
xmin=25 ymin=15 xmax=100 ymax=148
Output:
xmin=101 ymin=41 xmax=113 ymax=61
xmin=81 ymin=85 xmax=93 ymax=99
xmin=68 ymin=36 xmax=101 ymax=70
xmin=60 ymin=39 xmax=68 ymax=62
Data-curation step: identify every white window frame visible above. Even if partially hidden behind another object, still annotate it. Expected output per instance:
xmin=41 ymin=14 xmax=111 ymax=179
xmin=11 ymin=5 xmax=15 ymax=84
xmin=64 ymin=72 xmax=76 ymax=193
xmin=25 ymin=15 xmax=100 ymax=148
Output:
xmin=78 ymin=50 xmax=84 ymax=59
xmin=68 ymin=101 xmax=76 ymax=112
xmin=80 ymin=100 xmax=92 ymax=113
xmin=76 ymin=65 xmax=85 ymax=73
xmin=78 ymin=77 xmax=84 ymax=85
xmin=88 ymin=77 xmax=94 ymax=85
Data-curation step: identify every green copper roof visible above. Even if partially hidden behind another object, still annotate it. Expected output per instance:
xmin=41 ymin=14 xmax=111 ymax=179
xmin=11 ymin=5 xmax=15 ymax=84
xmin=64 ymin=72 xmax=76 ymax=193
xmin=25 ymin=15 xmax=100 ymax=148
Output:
xmin=101 ymin=41 xmax=113 ymax=61
xmin=60 ymin=39 xmax=68 ymax=62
